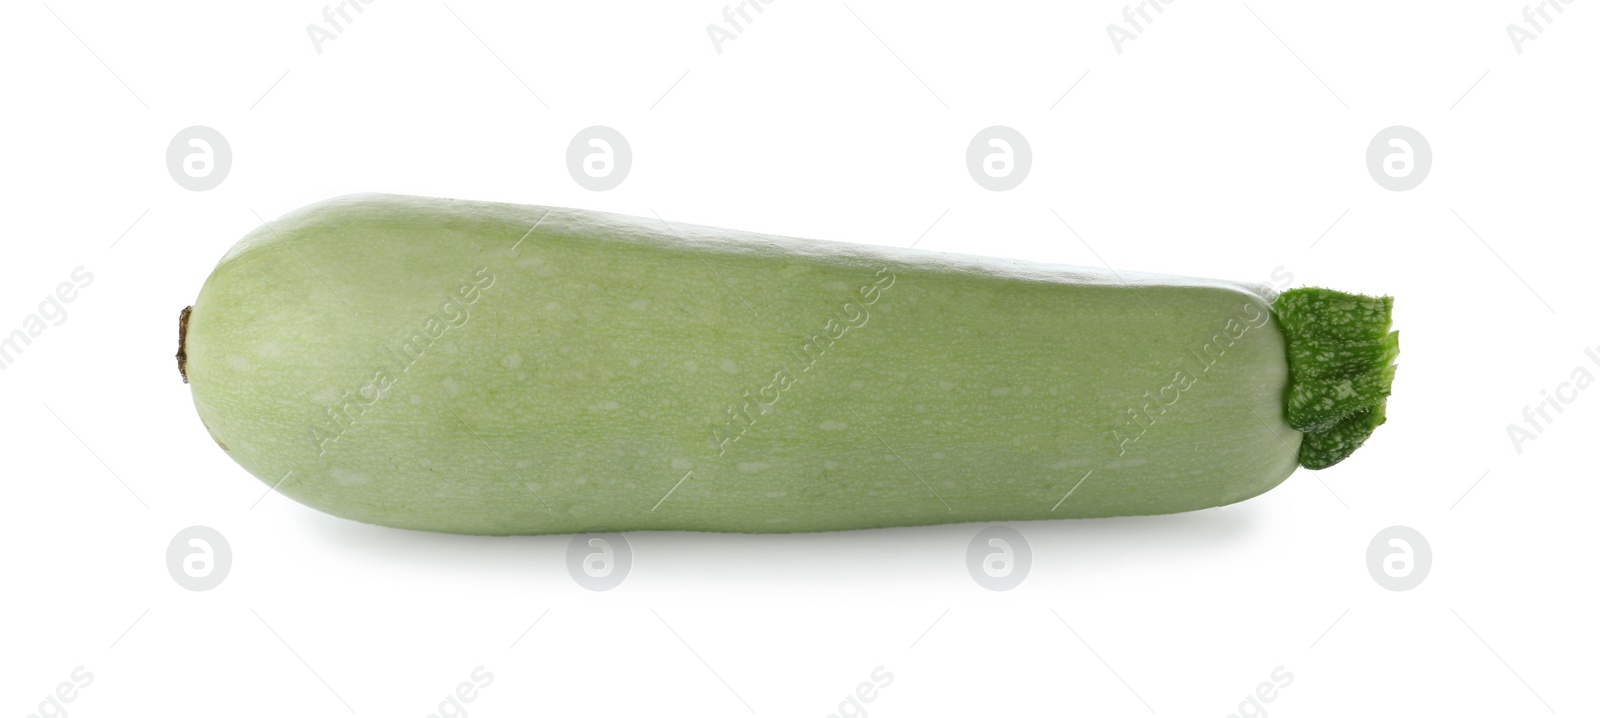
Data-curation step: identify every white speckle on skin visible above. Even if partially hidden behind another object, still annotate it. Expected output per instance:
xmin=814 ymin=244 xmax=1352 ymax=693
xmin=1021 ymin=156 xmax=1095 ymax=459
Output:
xmin=514 ymin=459 xmax=533 ymax=469
xmin=227 ymin=355 xmax=250 ymax=371
xmin=850 ymin=380 xmax=866 ymax=390
xmin=766 ymin=490 xmax=788 ymax=498
xmin=442 ymin=378 xmax=460 ymax=395
xmin=684 ymin=360 xmax=698 ymax=372
xmin=824 ymin=460 xmax=840 ymax=469
xmin=819 ymin=420 xmax=847 ymax=431
xmin=256 ymin=342 xmax=282 ymax=358
xmin=594 ymin=400 xmax=620 ymax=411
xmin=737 ymin=462 xmax=770 ymax=473
xmin=992 ymin=387 xmax=1011 ymax=396
xmin=630 ymin=300 xmax=649 ymax=311
xmin=503 ymin=353 xmax=522 ymax=369
xmin=720 ymin=359 xmax=739 ymax=373
xmin=672 ymin=458 xmax=693 ymax=470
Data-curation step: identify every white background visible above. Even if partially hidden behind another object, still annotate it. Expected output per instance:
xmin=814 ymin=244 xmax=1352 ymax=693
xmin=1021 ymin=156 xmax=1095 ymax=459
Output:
xmin=2 ymin=1 xmax=1596 ymax=716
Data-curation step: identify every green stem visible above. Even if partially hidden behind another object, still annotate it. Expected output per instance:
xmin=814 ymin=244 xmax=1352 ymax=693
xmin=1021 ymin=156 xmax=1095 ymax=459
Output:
xmin=177 ymin=306 xmax=192 ymax=384
xmin=1273 ymin=288 xmax=1399 ymax=469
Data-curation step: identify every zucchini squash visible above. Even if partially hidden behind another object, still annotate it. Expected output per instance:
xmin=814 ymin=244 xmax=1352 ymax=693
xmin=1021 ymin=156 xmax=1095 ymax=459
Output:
xmin=181 ymin=194 xmax=1396 ymax=534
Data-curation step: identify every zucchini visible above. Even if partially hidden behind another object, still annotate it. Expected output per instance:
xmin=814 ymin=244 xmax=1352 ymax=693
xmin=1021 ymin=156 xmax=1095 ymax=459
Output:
xmin=181 ymin=194 xmax=1397 ymax=534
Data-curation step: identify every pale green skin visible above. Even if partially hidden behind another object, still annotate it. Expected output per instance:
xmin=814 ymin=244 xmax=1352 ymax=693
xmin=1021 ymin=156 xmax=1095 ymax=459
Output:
xmin=186 ymin=194 xmax=1300 ymax=534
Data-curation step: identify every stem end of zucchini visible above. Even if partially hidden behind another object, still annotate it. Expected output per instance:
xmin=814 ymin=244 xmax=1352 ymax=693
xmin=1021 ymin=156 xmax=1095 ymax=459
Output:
xmin=177 ymin=305 xmax=191 ymax=384
xmin=1273 ymin=288 xmax=1398 ymax=469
